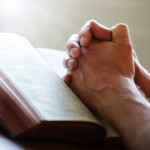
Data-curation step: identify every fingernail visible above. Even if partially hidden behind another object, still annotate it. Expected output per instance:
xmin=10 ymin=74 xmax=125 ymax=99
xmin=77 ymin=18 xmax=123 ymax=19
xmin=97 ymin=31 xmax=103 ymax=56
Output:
xmin=80 ymin=37 xmax=85 ymax=46
xmin=68 ymin=59 xmax=73 ymax=70
xmin=70 ymin=48 xmax=77 ymax=58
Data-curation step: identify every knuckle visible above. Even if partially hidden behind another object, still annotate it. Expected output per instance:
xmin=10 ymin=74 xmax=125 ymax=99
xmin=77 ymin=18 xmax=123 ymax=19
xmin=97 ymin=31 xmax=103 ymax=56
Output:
xmin=63 ymin=55 xmax=71 ymax=68
xmin=86 ymin=19 xmax=94 ymax=25
xmin=116 ymin=23 xmax=128 ymax=30
xmin=67 ymin=34 xmax=78 ymax=42
xmin=89 ymin=19 xmax=97 ymax=25
xmin=66 ymin=37 xmax=79 ymax=50
xmin=66 ymin=42 xmax=79 ymax=50
xmin=71 ymin=34 xmax=78 ymax=39
xmin=62 ymin=58 xmax=68 ymax=68
xmin=80 ymin=20 xmax=93 ymax=33
xmin=84 ymin=20 xmax=91 ymax=26
xmin=66 ymin=43 xmax=71 ymax=51
xmin=87 ymin=19 xmax=97 ymax=24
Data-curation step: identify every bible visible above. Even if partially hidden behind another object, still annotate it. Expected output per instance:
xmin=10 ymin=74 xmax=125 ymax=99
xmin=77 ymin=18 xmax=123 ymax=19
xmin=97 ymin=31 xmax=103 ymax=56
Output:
xmin=0 ymin=33 xmax=120 ymax=144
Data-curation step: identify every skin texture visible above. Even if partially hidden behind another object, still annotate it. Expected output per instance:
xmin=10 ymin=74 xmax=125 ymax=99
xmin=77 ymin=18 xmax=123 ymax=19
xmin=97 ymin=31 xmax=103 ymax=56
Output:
xmin=69 ymin=24 xmax=135 ymax=115
xmin=63 ymin=21 xmax=150 ymax=150
xmin=63 ymin=20 xmax=150 ymax=99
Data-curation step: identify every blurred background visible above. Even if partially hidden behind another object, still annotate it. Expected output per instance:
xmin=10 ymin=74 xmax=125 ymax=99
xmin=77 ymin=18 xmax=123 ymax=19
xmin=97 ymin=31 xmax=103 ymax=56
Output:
xmin=0 ymin=0 xmax=150 ymax=70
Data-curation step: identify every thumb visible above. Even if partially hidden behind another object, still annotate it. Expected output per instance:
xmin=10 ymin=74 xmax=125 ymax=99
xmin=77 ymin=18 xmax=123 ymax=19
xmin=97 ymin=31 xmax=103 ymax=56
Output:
xmin=90 ymin=20 xmax=112 ymax=41
xmin=111 ymin=23 xmax=131 ymax=44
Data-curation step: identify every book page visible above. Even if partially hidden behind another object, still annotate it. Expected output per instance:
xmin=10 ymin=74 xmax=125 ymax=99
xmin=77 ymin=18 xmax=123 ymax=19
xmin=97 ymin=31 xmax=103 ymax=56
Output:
xmin=37 ymin=48 xmax=120 ymax=138
xmin=0 ymin=33 xmax=100 ymax=125
xmin=36 ymin=48 xmax=66 ymax=78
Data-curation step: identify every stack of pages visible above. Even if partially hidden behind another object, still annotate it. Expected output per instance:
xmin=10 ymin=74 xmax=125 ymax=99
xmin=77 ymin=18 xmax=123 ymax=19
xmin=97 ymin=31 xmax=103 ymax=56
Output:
xmin=0 ymin=33 xmax=120 ymax=144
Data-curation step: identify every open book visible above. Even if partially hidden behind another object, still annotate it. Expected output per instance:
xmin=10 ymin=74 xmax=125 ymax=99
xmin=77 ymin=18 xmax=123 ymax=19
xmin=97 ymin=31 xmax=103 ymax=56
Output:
xmin=0 ymin=33 xmax=121 ymax=144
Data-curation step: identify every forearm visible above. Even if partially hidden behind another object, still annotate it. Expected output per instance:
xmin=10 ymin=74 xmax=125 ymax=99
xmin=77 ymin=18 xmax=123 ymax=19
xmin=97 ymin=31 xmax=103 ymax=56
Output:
xmin=113 ymin=94 xmax=150 ymax=150
xmin=118 ymin=104 xmax=150 ymax=150
xmin=97 ymin=77 xmax=150 ymax=150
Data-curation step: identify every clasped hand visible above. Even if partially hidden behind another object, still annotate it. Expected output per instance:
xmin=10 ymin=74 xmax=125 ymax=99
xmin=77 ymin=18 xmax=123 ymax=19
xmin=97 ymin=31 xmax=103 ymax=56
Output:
xmin=63 ymin=21 xmax=136 ymax=117
xmin=63 ymin=20 xmax=150 ymax=150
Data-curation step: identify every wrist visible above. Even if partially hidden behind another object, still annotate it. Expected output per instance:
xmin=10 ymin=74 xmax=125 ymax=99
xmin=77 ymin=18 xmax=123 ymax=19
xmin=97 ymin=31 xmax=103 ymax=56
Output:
xmin=96 ymin=77 xmax=149 ymax=123
xmin=96 ymin=76 xmax=150 ymax=149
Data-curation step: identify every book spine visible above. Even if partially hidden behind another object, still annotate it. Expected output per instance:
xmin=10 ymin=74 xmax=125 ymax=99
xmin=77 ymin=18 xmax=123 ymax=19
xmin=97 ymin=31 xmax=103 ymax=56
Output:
xmin=0 ymin=70 xmax=41 ymax=136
